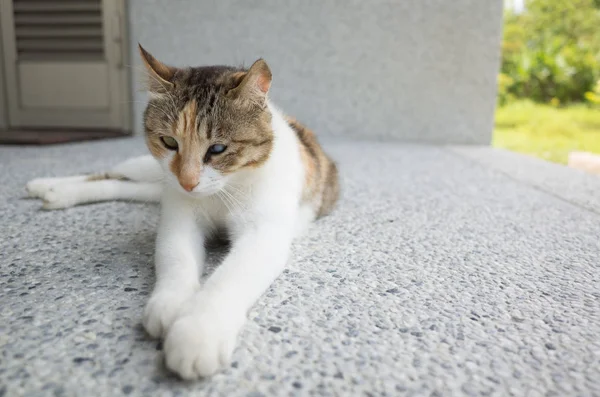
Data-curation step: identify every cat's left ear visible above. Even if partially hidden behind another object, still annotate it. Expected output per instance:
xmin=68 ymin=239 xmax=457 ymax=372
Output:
xmin=228 ymin=59 xmax=272 ymax=104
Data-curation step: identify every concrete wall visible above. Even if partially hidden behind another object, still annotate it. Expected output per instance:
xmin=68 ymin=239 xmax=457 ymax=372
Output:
xmin=127 ymin=0 xmax=503 ymax=144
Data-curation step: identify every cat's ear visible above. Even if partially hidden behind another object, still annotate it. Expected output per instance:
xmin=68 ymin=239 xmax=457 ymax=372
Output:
xmin=138 ymin=43 xmax=177 ymax=94
xmin=228 ymin=59 xmax=272 ymax=104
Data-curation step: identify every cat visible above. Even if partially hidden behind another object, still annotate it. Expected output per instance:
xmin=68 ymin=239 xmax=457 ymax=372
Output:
xmin=25 ymin=44 xmax=340 ymax=379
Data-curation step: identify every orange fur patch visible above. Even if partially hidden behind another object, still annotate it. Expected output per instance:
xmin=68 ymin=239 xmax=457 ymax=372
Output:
xmin=287 ymin=116 xmax=340 ymax=217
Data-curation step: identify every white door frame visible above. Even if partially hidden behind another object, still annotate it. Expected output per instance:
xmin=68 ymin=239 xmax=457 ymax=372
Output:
xmin=0 ymin=18 xmax=7 ymax=132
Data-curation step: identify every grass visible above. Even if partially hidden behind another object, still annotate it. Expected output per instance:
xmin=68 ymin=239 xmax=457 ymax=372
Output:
xmin=493 ymin=100 xmax=600 ymax=164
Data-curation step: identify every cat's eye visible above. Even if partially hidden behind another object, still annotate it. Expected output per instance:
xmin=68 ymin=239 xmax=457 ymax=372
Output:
xmin=160 ymin=136 xmax=178 ymax=151
xmin=208 ymin=144 xmax=227 ymax=155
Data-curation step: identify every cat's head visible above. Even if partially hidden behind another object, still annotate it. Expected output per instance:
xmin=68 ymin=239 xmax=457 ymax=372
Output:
xmin=139 ymin=44 xmax=274 ymax=196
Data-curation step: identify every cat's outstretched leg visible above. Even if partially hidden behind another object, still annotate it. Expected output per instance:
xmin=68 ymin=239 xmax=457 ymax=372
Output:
xmin=27 ymin=175 xmax=91 ymax=199
xmin=25 ymin=155 xmax=164 ymax=209
xmin=41 ymin=180 xmax=162 ymax=210
xmin=162 ymin=204 xmax=298 ymax=379
xmin=142 ymin=189 xmax=205 ymax=339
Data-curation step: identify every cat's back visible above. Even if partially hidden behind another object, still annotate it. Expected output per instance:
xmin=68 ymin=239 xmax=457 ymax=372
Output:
xmin=285 ymin=117 xmax=339 ymax=218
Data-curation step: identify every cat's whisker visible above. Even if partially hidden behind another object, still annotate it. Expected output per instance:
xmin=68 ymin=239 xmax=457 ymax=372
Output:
xmin=221 ymin=186 xmax=243 ymax=208
xmin=219 ymin=189 xmax=238 ymax=213
xmin=220 ymin=188 xmax=248 ymax=223
xmin=223 ymin=186 xmax=249 ymax=212
xmin=216 ymin=191 xmax=235 ymax=217
xmin=225 ymin=180 xmax=247 ymax=187
xmin=223 ymin=183 xmax=247 ymax=195
xmin=223 ymin=184 xmax=251 ymax=203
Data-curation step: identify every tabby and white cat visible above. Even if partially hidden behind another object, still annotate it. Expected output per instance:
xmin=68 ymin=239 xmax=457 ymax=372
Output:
xmin=26 ymin=45 xmax=339 ymax=379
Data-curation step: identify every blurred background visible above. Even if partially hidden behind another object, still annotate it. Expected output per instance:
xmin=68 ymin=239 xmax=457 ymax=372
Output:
xmin=0 ymin=0 xmax=598 ymax=171
xmin=0 ymin=0 xmax=503 ymax=145
xmin=495 ymin=0 xmax=600 ymax=165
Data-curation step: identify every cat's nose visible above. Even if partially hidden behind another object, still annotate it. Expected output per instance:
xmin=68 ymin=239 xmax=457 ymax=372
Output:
xmin=179 ymin=166 xmax=200 ymax=192
xmin=180 ymin=180 xmax=198 ymax=192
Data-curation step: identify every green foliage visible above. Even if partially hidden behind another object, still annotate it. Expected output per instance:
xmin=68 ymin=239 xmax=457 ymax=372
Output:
xmin=584 ymin=79 xmax=600 ymax=105
xmin=499 ymin=0 xmax=600 ymax=105
xmin=494 ymin=100 xmax=600 ymax=163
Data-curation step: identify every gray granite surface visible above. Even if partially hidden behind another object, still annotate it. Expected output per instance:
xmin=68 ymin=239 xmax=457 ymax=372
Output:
xmin=450 ymin=145 xmax=600 ymax=214
xmin=1 ymin=137 xmax=599 ymax=396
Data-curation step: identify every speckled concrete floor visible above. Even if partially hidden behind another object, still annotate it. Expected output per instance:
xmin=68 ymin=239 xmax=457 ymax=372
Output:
xmin=1 ymin=137 xmax=599 ymax=397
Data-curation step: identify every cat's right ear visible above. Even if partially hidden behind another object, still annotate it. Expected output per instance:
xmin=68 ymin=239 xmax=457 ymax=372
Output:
xmin=138 ymin=43 xmax=177 ymax=95
xmin=227 ymin=59 xmax=272 ymax=105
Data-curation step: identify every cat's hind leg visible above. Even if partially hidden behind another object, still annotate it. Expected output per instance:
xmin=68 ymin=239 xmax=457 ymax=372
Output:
xmin=27 ymin=175 xmax=91 ymax=198
xmin=26 ymin=155 xmax=162 ymax=198
xmin=41 ymin=180 xmax=162 ymax=210
xmin=26 ymin=155 xmax=164 ymax=209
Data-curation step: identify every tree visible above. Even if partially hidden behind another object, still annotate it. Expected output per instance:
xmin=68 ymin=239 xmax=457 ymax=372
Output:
xmin=499 ymin=0 xmax=600 ymax=104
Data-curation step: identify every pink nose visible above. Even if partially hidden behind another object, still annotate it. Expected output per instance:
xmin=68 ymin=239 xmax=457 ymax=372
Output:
xmin=180 ymin=181 xmax=198 ymax=192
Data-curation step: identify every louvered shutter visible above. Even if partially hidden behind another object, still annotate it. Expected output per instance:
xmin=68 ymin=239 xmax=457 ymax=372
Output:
xmin=0 ymin=0 xmax=131 ymax=131
xmin=13 ymin=0 xmax=104 ymax=61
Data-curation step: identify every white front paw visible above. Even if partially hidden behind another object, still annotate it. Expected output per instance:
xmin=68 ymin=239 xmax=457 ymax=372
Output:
xmin=143 ymin=289 xmax=195 ymax=339
xmin=163 ymin=306 xmax=245 ymax=379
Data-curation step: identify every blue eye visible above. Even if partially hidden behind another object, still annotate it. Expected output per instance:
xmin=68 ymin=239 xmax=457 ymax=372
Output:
xmin=209 ymin=144 xmax=227 ymax=155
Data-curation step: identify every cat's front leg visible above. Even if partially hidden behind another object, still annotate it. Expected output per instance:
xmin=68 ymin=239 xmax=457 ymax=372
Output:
xmin=163 ymin=218 xmax=295 ymax=379
xmin=143 ymin=194 xmax=205 ymax=338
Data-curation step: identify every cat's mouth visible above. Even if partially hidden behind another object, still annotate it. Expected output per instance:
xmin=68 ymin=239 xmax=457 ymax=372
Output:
xmin=179 ymin=182 xmax=223 ymax=197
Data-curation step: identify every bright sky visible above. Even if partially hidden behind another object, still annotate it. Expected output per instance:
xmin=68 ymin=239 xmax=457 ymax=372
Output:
xmin=506 ymin=0 xmax=525 ymax=12
xmin=514 ymin=0 xmax=524 ymax=12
